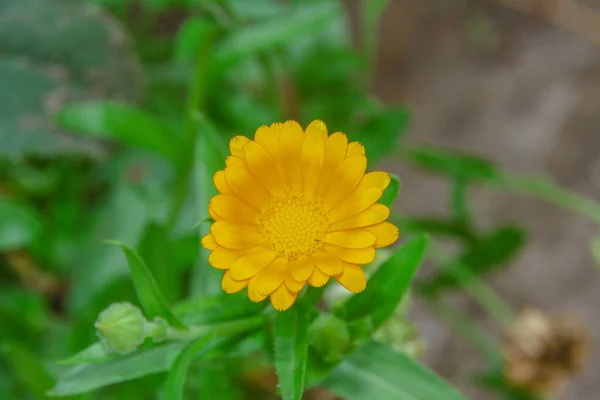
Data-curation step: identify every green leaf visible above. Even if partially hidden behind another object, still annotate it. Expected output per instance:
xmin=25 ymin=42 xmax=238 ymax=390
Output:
xmin=339 ymin=236 xmax=428 ymax=329
xmin=394 ymin=216 xmax=475 ymax=241
xmin=49 ymin=342 xmax=187 ymax=396
xmin=173 ymin=292 xmax=266 ymax=326
xmin=403 ymin=146 xmax=499 ymax=181
xmin=58 ymin=343 xmax=114 ymax=365
xmin=173 ymin=18 xmax=218 ymax=63
xmin=163 ymin=335 xmax=229 ymax=400
xmin=355 ymin=107 xmax=410 ymax=164
xmin=0 ymin=341 xmax=54 ymax=399
xmin=419 ymin=226 xmax=526 ymax=293
xmin=106 ymin=240 xmax=186 ymax=329
xmin=0 ymin=0 xmax=140 ymax=158
xmin=274 ymin=306 xmax=309 ymax=400
xmin=379 ymin=173 xmax=401 ymax=208
xmin=56 ymin=102 xmax=180 ymax=163
xmin=591 ymin=234 xmax=600 ymax=268
xmin=0 ymin=198 xmax=42 ymax=251
xmin=322 ymin=340 xmax=467 ymax=400
xmin=213 ymin=2 xmax=340 ymax=70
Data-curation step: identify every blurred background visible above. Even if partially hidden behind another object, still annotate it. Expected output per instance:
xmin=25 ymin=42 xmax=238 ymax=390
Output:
xmin=1 ymin=0 xmax=600 ymax=399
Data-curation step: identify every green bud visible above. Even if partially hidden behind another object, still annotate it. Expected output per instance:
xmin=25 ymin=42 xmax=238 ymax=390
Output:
xmin=308 ymin=314 xmax=351 ymax=364
xmin=95 ymin=302 xmax=147 ymax=355
xmin=145 ymin=317 xmax=168 ymax=343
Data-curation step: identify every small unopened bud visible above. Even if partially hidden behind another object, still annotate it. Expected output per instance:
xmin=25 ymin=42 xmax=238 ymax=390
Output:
xmin=146 ymin=317 xmax=169 ymax=343
xmin=95 ymin=302 xmax=146 ymax=355
xmin=308 ymin=314 xmax=351 ymax=364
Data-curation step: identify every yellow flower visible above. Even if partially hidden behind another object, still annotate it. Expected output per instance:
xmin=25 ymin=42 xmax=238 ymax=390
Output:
xmin=201 ymin=120 xmax=399 ymax=311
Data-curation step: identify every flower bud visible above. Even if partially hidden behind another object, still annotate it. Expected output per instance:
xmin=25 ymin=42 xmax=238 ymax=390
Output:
xmin=95 ymin=302 xmax=146 ymax=355
xmin=308 ymin=314 xmax=351 ymax=364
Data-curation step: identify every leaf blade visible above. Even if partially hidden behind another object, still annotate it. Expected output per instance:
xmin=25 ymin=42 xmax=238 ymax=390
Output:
xmin=274 ymin=306 xmax=309 ymax=400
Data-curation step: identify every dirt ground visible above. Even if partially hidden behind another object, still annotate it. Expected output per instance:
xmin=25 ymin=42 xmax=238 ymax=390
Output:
xmin=372 ymin=1 xmax=600 ymax=398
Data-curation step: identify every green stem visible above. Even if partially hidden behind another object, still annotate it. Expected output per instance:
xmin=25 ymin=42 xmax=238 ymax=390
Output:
xmin=487 ymin=173 xmax=600 ymax=225
xmin=164 ymin=315 xmax=265 ymax=342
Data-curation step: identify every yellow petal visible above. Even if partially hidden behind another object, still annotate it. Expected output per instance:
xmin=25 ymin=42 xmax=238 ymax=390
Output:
xmin=229 ymin=135 xmax=250 ymax=158
xmin=270 ymin=285 xmax=297 ymax=311
xmin=208 ymin=246 xmax=262 ymax=270
xmin=256 ymin=258 xmax=287 ymax=295
xmin=248 ymin=276 xmax=268 ymax=302
xmin=347 ymin=141 xmax=365 ymax=157
xmin=201 ymin=234 xmax=218 ymax=250
xmin=214 ymin=171 xmax=233 ymax=195
xmin=290 ymin=255 xmax=314 ymax=282
xmin=324 ymin=244 xmax=376 ymax=264
xmin=300 ymin=127 xmax=326 ymax=196
xmin=307 ymin=267 xmax=329 ymax=287
xmin=222 ymin=271 xmax=249 ymax=293
xmin=330 ymin=204 xmax=390 ymax=231
xmin=315 ymin=132 xmax=348 ymax=195
xmin=254 ymin=125 xmax=279 ymax=158
xmin=244 ymin=141 xmax=284 ymax=195
xmin=208 ymin=204 xmax=220 ymax=220
xmin=210 ymin=195 xmax=259 ymax=224
xmin=211 ymin=221 xmax=265 ymax=249
xmin=361 ymin=171 xmax=390 ymax=191
xmin=229 ymin=250 xmax=277 ymax=280
xmin=364 ymin=222 xmax=399 ymax=248
xmin=329 ymin=188 xmax=382 ymax=223
xmin=285 ymin=274 xmax=305 ymax=292
xmin=278 ymin=121 xmax=304 ymax=188
xmin=324 ymin=231 xmax=376 ymax=248
xmin=305 ymin=120 xmax=328 ymax=140
xmin=312 ymin=251 xmax=343 ymax=275
xmin=335 ymin=263 xmax=366 ymax=293
xmin=224 ymin=166 xmax=270 ymax=211
xmin=226 ymin=156 xmax=246 ymax=168
xmin=323 ymin=155 xmax=367 ymax=210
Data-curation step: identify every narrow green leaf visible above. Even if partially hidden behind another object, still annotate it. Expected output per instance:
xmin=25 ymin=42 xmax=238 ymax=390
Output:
xmin=58 ymin=343 xmax=114 ymax=365
xmin=274 ymin=306 xmax=309 ymax=400
xmin=173 ymin=18 xmax=218 ymax=62
xmin=591 ymin=234 xmax=600 ymax=267
xmin=106 ymin=240 xmax=186 ymax=329
xmin=394 ymin=216 xmax=476 ymax=241
xmin=48 ymin=342 xmax=187 ymax=396
xmin=322 ymin=340 xmax=467 ymax=400
xmin=1 ymin=341 xmax=55 ymax=399
xmin=379 ymin=173 xmax=401 ymax=207
xmin=173 ymin=292 xmax=266 ymax=326
xmin=0 ymin=198 xmax=42 ymax=251
xmin=355 ymin=107 xmax=410 ymax=164
xmin=403 ymin=146 xmax=498 ymax=181
xmin=339 ymin=236 xmax=428 ymax=329
xmin=213 ymin=2 xmax=339 ymax=69
xmin=56 ymin=102 xmax=180 ymax=163
xmin=163 ymin=335 xmax=230 ymax=400
xmin=419 ymin=226 xmax=526 ymax=293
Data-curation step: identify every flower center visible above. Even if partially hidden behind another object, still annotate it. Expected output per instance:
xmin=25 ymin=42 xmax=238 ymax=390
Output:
xmin=259 ymin=190 xmax=329 ymax=259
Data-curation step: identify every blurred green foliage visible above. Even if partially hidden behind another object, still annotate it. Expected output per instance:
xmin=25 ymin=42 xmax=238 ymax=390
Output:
xmin=1 ymin=0 xmax=599 ymax=399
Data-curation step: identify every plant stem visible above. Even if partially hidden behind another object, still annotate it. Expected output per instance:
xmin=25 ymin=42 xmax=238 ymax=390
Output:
xmin=165 ymin=315 xmax=265 ymax=342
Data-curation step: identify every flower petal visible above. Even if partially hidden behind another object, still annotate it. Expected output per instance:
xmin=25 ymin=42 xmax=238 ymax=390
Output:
xmin=256 ymin=258 xmax=287 ymax=295
xmin=316 ymin=132 xmax=348 ymax=195
xmin=335 ymin=263 xmax=366 ymax=293
xmin=222 ymin=271 xmax=249 ymax=293
xmin=211 ymin=221 xmax=265 ymax=249
xmin=323 ymin=155 xmax=367 ymax=210
xmin=364 ymin=222 xmax=399 ymax=248
xmin=244 ymin=141 xmax=284 ymax=195
xmin=208 ymin=246 xmax=263 ymax=270
xmin=229 ymin=250 xmax=277 ymax=280
xmin=300 ymin=127 xmax=326 ymax=196
xmin=290 ymin=255 xmax=314 ymax=282
xmin=324 ymin=244 xmax=376 ymax=264
xmin=208 ymin=204 xmax=221 ymax=220
xmin=230 ymin=136 xmax=251 ymax=158
xmin=270 ymin=285 xmax=297 ymax=311
xmin=324 ymin=230 xmax=376 ymax=249
xmin=285 ymin=274 xmax=305 ymax=292
xmin=248 ymin=276 xmax=268 ymax=302
xmin=361 ymin=171 xmax=390 ymax=191
xmin=226 ymin=156 xmax=246 ymax=168
xmin=307 ymin=267 xmax=329 ymax=287
xmin=214 ymin=171 xmax=233 ymax=195
xmin=254 ymin=125 xmax=279 ymax=158
xmin=347 ymin=141 xmax=365 ymax=157
xmin=312 ymin=251 xmax=343 ymax=275
xmin=329 ymin=204 xmax=390 ymax=231
xmin=210 ymin=195 xmax=259 ymax=224
xmin=201 ymin=233 xmax=218 ymax=250
xmin=278 ymin=121 xmax=304 ymax=189
xmin=224 ymin=166 xmax=270 ymax=211
xmin=305 ymin=120 xmax=328 ymax=140
xmin=329 ymin=188 xmax=382 ymax=224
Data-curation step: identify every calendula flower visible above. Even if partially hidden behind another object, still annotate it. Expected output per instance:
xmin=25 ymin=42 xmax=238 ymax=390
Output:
xmin=503 ymin=308 xmax=590 ymax=396
xmin=201 ymin=120 xmax=399 ymax=311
